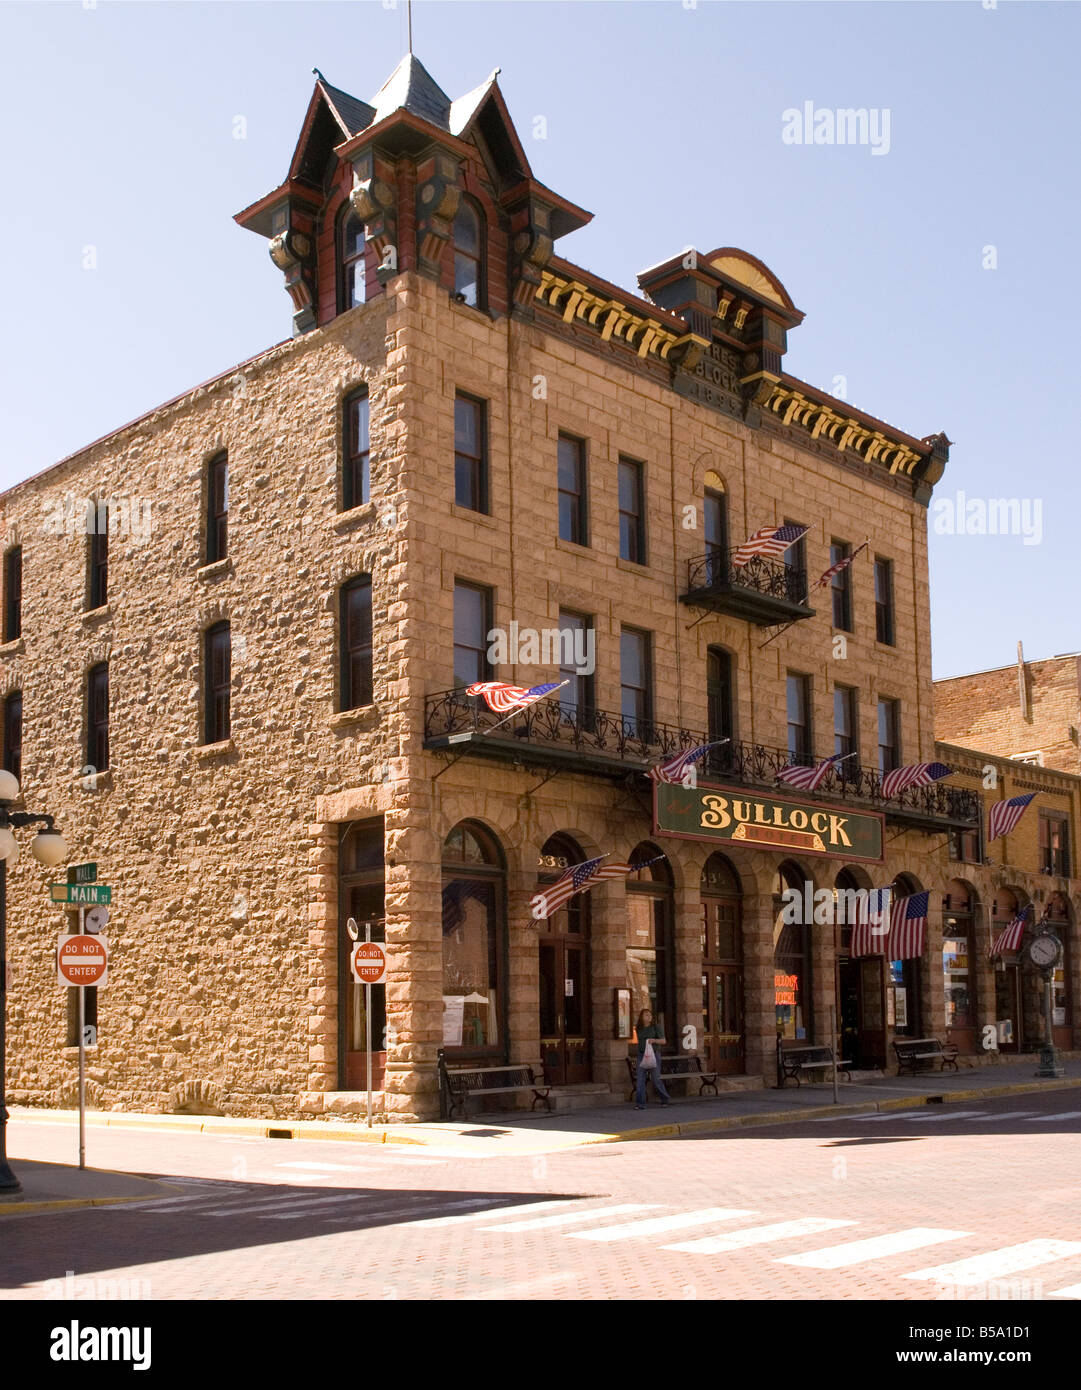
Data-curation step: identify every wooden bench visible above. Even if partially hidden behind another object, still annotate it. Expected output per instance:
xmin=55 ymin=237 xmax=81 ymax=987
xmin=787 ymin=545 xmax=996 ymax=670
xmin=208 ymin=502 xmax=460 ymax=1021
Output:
xmin=438 ymin=1053 xmax=552 ymax=1119
xmin=777 ymin=1040 xmax=852 ymax=1088
xmin=626 ymin=1053 xmax=719 ymax=1096
xmin=893 ymin=1037 xmax=960 ymax=1076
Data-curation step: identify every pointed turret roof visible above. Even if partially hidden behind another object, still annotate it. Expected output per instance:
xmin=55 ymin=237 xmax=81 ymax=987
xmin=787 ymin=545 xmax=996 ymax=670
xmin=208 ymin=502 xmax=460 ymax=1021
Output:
xmin=370 ymin=54 xmax=452 ymax=128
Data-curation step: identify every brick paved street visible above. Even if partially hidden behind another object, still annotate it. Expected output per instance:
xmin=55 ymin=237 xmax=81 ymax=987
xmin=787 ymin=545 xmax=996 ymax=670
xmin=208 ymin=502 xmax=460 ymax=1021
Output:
xmin=3 ymin=1091 xmax=1081 ymax=1302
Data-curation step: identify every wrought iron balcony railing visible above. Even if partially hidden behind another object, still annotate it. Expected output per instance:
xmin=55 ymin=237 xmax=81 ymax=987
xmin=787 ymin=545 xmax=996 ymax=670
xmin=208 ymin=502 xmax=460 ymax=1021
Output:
xmin=681 ymin=548 xmax=814 ymax=626
xmin=423 ymin=691 xmax=981 ymax=828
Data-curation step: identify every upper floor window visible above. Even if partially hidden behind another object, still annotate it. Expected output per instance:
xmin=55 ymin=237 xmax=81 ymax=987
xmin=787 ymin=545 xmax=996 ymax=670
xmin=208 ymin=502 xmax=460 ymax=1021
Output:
xmin=557 ymin=434 xmax=588 ymax=545
xmin=88 ymin=505 xmax=108 ymax=610
xmin=874 ymin=557 xmax=894 ymax=645
xmin=454 ymin=394 xmax=488 ymax=514
xmin=704 ymin=488 xmax=727 ymax=583
xmin=86 ymin=662 xmax=109 ymax=773
xmin=454 ymin=582 xmax=493 ymax=689
xmin=834 ymin=684 xmax=858 ymax=759
xmin=204 ymin=621 xmax=231 ymax=745
xmin=620 ymin=627 xmax=652 ymax=737
xmin=3 ymin=546 xmax=21 ymax=642
xmin=558 ymin=610 xmax=594 ymax=721
xmin=338 ymin=210 xmax=366 ymax=312
xmin=618 ymin=456 xmax=646 ymax=564
xmin=707 ymin=647 xmax=735 ymax=747
xmin=3 ymin=691 xmax=21 ymax=784
xmin=877 ymin=697 xmax=900 ymax=774
xmin=206 ymin=453 xmax=228 ymax=565
xmin=452 ymin=199 xmax=485 ymax=309
xmin=786 ymin=673 xmax=812 ymax=762
xmin=949 ymin=824 xmax=982 ymax=865
xmin=830 ymin=539 xmax=853 ymax=631
xmin=340 ymin=576 xmax=373 ymax=710
xmin=1040 ymin=812 xmax=1070 ymax=876
xmin=783 ymin=520 xmax=807 ymax=591
xmin=343 ymin=389 xmax=371 ymax=511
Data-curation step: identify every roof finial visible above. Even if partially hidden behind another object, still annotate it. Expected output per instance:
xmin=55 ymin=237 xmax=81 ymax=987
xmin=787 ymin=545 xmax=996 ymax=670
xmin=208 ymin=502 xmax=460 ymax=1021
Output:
xmin=408 ymin=0 xmax=413 ymax=55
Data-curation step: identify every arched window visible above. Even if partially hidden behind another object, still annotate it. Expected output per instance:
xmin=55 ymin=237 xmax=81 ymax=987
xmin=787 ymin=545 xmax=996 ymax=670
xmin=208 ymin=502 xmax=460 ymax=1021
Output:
xmin=452 ymin=198 xmax=485 ymax=309
xmin=774 ymin=862 xmax=812 ymax=1040
xmin=338 ymin=208 xmax=366 ymax=311
xmin=626 ymin=843 xmax=673 ymax=1041
xmin=888 ymin=873 xmax=923 ymax=1037
xmin=442 ymin=822 xmax=505 ymax=1055
xmin=339 ymin=574 xmax=373 ymax=710
xmin=339 ymin=819 xmax=385 ymax=1090
xmin=701 ymin=853 xmax=743 ymax=1075
xmin=704 ymin=485 xmax=727 ymax=584
xmin=943 ymin=879 xmax=977 ymax=1042
xmin=1046 ymin=892 xmax=1072 ymax=1040
xmin=537 ymin=834 xmax=592 ymax=1085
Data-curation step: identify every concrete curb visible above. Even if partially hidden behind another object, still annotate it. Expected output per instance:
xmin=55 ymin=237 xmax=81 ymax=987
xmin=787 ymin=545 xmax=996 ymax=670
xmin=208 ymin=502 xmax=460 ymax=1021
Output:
xmin=0 ymin=1173 xmax=181 ymax=1218
xmin=10 ymin=1108 xmax=425 ymax=1146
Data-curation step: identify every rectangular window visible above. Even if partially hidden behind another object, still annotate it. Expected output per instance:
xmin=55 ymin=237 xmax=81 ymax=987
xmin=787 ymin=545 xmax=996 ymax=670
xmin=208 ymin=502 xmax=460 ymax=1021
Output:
xmin=874 ymin=557 xmax=894 ymax=645
xmin=704 ymin=489 xmax=727 ymax=584
xmin=206 ymin=453 xmax=228 ymax=564
xmin=877 ymin=698 xmax=900 ymax=775
xmin=830 ymin=540 xmax=852 ymax=631
xmin=557 ymin=610 xmax=594 ymax=722
xmin=87 ymin=663 xmax=109 ymax=773
xmin=454 ymin=582 xmax=492 ymax=689
xmin=618 ymin=457 xmax=646 ymax=564
xmin=454 ymin=394 xmax=488 ymax=514
xmin=3 ymin=693 xmax=21 ymax=784
xmin=949 ymin=825 xmax=982 ymax=864
xmin=340 ymin=576 xmax=373 ymax=710
xmin=833 ymin=684 xmax=858 ymax=759
xmin=343 ymin=390 xmax=370 ymax=511
xmin=557 ymin=434 xmax=588 ymax=545
xmin=88 ymin=516 xmax=108 ymax=610
xmin=783 ymin=520 xmax=807 ymax=589
xmin=4 ymin=547 xmax=21 ymax=642
xmin=204 ymin=623 xmax=231 ymax=745
xmin=620 ymin=627 xmax=652 ymax=737
xmin=1040 ymin=813 xmax=1070 ymax=876
xmin=786 ymin=673 xmax=812 ymax=762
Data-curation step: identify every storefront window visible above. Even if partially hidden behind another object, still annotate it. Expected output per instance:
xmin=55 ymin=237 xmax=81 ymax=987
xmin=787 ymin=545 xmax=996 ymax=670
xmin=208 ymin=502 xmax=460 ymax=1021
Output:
xmin=441 ymin=822 xmax=505 ymax=1054
xmin=774 ymin=862 xmax=812 ymax=1040
xmin=626 ymin=844 xmax=672 ymax=1042
xmin=942 ymin=883 xmax=976 ymax=1032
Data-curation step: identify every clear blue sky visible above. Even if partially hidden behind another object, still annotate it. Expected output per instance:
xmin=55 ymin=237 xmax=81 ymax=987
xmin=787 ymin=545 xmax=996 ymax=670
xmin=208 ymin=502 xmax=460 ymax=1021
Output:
xmin=1 ymin=0 xmax=1077 ymax=679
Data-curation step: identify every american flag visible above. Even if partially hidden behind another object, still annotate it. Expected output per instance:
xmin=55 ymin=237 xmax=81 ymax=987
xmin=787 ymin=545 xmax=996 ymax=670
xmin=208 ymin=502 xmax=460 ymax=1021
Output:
xmin=888 ymin=891 xmax=930 ymax=960
xmin=648 ymin=740 xmax=727 ymax=786
xmin=987 ymin=793 xmax=1036 ymax=843
xmin=813 ymin=541 xmax=869 ymax=590
xmin=467 ymin=681 xmax=562 ymax=713
xmin=530 ymin=854 xmax=634 ymax=920
xmin=732 ymin=524 xmax=808 ymax=569
xmin=989 ymin=904 xmax=1033 ymax=959
xmin=880 ymin=762 xmax=952 ymax=800
xmin=850 ymin=887 xmax=892 ymax=958
xmin=776 ymin=753 xmax=846 ymax=791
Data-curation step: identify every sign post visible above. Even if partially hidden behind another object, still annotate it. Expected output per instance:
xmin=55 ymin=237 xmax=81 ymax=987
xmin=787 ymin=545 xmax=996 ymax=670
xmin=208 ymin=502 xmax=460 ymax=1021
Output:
xmin=57 ymin=916 xmax=109 ymax=1170
xmin=350 ymin=927 xmax=388 ymax=1129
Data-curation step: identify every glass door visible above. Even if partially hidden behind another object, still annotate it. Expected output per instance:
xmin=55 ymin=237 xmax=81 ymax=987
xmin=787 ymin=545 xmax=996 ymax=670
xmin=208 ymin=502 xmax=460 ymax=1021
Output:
xmin=539 ymin=938 xmax=591 ymax=1085
xmin=702 ymin=966 xmax=743 ymax=1074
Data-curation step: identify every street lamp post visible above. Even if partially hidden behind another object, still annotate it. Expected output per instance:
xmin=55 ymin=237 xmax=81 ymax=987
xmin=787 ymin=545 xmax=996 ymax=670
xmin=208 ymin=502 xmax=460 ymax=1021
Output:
xmin=0 ymin=770 xmax=68 ymax=1193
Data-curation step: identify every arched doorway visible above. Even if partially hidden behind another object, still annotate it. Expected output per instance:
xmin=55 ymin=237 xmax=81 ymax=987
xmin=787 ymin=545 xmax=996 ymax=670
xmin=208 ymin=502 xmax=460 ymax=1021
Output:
xmin=990 ymin=887 xmax=1025 ymax=1053
xmin=942 ymin=879 xmax=978 ymax=1055
xmin=836 ymin=866 xmax=885 ymax=1068
xmin=441 ymin=822 xmax=506 ymax=1059
xmin=339 ymin=819 xmax=386 ymax=1091
xmin=700 ymin=853 xmax=743 ymax=1074
xmin=774 ymin=861 xmax=813 ymax=1042
xmin=888 ymin=873 xmax=924 ymax=1038
xmin=626 ymin=843 xmax=674 ymax=1046
xmin=537 ymin=833 xmax=592 ymax=1084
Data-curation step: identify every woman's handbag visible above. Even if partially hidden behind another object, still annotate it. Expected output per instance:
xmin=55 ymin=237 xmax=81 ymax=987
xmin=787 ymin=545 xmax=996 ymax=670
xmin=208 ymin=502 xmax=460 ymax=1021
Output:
xmin=641 ymin=1038 xmax=658 ymax=1070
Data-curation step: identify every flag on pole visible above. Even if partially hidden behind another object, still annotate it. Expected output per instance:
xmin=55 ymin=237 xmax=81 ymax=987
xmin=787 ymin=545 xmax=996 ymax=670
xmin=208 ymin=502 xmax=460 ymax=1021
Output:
xmin=880 ymin=762 xmax=953 ymax=800
xmin=467 ymin=681 xmax=562 ymax=713
xmin=647 ymin=741 xmax=727 ymax=786
xmin=850 ymin=888 xmax=891 ymax=958
xmin=989 ymin=904 xmax=1033 ymax=959
xmin=888 ymin=891 xmax=930 ymax=960
xmin=732 ymin=524 xmax=809 ymax=569
xmin=530 ymin=854 xmax=634 ymax=920
xmin=813 ymin=541 xmax=869 ymax=590
xmin=776 ymin=753 xmax=847 ymax=791
xmin=987 ymin=793 xmax=1036 ymax=843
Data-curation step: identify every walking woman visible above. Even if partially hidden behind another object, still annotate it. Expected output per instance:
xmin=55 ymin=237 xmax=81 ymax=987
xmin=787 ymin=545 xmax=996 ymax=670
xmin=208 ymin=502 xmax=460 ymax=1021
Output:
xmin=634 ymin=1008 xmax=671 ymax=1109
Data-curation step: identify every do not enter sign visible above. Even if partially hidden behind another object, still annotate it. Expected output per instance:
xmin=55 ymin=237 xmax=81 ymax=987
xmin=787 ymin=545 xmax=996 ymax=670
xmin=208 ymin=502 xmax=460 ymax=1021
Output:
xmin=351 ymin=941 xmax=388 ymax=985
xmin=57 ymin=934 xmax=109 ymax=988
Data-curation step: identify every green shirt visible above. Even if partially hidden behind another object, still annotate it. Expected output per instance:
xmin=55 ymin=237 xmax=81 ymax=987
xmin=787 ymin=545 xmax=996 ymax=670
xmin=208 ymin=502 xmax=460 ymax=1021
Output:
xmin=637 ymin=1024 xmax=663 ymax=1059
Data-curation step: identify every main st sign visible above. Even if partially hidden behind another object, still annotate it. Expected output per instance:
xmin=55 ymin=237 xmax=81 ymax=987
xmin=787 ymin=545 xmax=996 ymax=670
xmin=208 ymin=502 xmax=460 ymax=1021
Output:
xmin=654 ymin=782 xmax=885 ymax=863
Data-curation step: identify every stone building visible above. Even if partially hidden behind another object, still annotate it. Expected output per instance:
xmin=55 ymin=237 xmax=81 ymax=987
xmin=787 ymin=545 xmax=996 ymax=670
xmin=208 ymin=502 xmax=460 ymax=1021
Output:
xmin=1 ymin=55 xmax=1002 ymax=1122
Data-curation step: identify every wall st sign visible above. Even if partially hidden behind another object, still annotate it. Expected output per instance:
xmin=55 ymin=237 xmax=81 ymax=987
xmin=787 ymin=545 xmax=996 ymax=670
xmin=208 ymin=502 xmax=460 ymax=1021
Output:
xmin=654 ymin=782 xmax=885 ymax=863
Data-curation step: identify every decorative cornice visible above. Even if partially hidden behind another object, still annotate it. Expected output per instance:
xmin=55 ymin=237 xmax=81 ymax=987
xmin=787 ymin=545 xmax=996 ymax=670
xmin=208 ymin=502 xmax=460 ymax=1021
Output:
xmin=536 ymin=269 xmax=708 ymax=367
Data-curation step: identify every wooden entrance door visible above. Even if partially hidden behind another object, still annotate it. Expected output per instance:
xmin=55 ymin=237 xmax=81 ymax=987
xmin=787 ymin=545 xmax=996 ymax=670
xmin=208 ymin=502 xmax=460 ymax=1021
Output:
xmin=837 ymin=956 xmax=885 ymax=1067
xmin=702 ymin=965 xmax=743 ymax=1074
xmin=539 ymin=936 xmax=591 ymax=1084
xmin=994 ymin=965 xmax=1022 ymax=1053
xmin=343 ymin=893 xmax=386 ymax=1091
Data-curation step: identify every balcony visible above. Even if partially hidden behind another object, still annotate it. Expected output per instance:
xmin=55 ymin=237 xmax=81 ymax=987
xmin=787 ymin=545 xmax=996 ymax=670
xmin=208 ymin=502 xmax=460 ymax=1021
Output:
xmin=423 ymin=692 xmax=982 ymax=830
xmin=681 ymin=548 xmax=814 ymax=627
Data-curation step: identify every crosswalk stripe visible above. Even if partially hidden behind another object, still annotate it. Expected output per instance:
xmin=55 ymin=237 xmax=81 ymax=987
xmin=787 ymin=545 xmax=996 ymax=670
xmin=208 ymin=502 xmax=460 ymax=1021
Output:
xmin=567 ymin=1208 xmax=758 ymax=1243
xmin=901 ymin=1110 xmax=987 ymax=1122
xmin=120 ymin=1193 xmax=230 ymax=1212
xmin=965 ymin=1112 xmax=1034 ymax=1122
xmin=1023 ymin=1111 xmax=1081 ymax=1122
xmin=778 ymin=1227 xmax=972 ymax=1269
xmin=487 ymin=1203 xmax=656 ymax=1233
xmin=205 ymin=1193 xmax=362 ymax=1217
xmin=413 ymin=1199 xmax=580 ymax=1228
xmin=1047 ymin=1283 xmax=1081 ymax=1299
xmin=902 ymin=1239 xmax=1081 ymax=1285
xmin=663 ymin=1216 xmax=855 ymax=1254
xmin=850 ymin=1113 xmax=909 ymax=1122
xmin=268 ymin=1195 xmax=481 ymax=1222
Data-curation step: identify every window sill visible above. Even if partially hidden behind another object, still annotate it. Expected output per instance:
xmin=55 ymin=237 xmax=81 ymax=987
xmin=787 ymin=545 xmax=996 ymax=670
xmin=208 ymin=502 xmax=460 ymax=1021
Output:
xmin=449 ymin=503 xmax=497 ymax=528
xmin=330 ymin=704 xmax=379 ymax=731
xmin=0 ymin=637 xmax=25 ymax=657
xmin=448 ymin=295 xmax=496 ymax=324
xmin=81 ymin=602 xmax=112 ymax=626
xmin=195 ymin=738 xmax=236 ymax=760
xmin=197 ymin=557 xmax=233 ymax=581
xmin=616 ymin=555 xmax=651 ymax=577
xmin=554 ymin=535 xmax=592 ymax=558
xmin=75 ymin=769 xmax=113 ymax=792
xmin=333 ymin=501 xmax=377 ymax=532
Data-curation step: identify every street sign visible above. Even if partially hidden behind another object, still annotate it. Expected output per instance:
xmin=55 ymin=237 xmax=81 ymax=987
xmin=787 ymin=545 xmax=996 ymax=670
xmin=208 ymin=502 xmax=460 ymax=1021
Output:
xmin=50 ymin=883 xmax=112 ymax=905
xmin=57 ymin=934 xmax=109 ymax=988
xmin=351 ymin=941 xmax=388 ymax=985
xmin=68 ymin=863 xmax=98 ymax=885
xmin=85 ymin=906 xmax=110 ymax=934
xmin=81 ymin=1024 xmax=97 ymax=1049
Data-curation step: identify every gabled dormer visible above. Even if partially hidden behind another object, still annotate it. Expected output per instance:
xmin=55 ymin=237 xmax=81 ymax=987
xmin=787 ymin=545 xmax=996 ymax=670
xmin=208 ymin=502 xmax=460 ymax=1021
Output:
xmin=235 ymin=55 xmax=592 ymax=336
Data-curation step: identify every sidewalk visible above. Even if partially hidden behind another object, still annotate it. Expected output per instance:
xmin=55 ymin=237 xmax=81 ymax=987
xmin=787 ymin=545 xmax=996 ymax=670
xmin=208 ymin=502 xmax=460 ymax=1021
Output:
xmin=10 ymin=1058 xmax=1081 ymax=1159
xmin=0 ymin=1160 xmax=178 ymax=1217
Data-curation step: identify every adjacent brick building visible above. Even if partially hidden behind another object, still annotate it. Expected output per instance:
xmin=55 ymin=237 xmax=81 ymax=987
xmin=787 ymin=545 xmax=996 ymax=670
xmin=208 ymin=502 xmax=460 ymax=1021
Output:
xmin=5 ymin=54 xmax=1056 ymax=1123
